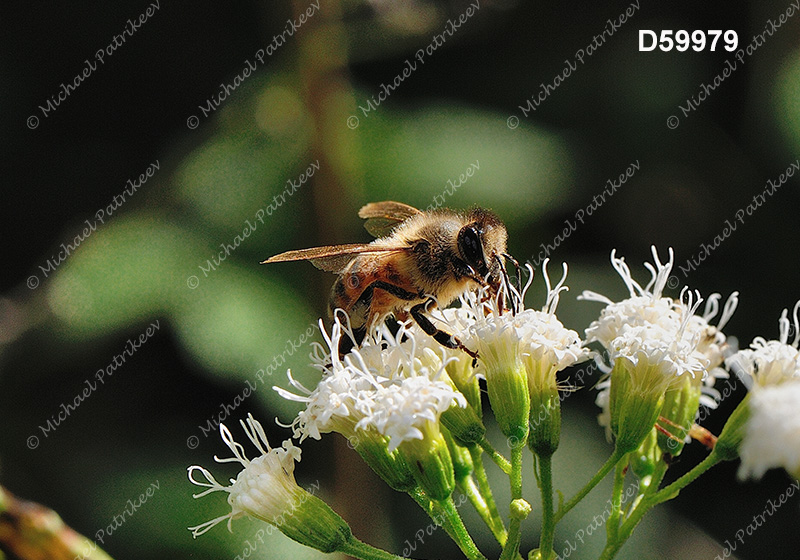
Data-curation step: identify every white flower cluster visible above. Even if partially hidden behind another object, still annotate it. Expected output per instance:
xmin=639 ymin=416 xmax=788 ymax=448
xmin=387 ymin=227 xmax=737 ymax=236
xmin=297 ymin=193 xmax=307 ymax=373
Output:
xmin=726 ymin=301 xmax=800 ymax=480
xmin=726 ymin=301 xmax=800 ymax=388
xmin=581 ymin=247 xmax=738 ymax=438
xmin=276 ymin=318 xmax=466 ymax=451
xmin=433 ymin=262 xmax=590 ymax=392
xmin=187 ymin=245 xmax=800 ymax=547
xmin=738 ymin=381 xmax=800 ymax=480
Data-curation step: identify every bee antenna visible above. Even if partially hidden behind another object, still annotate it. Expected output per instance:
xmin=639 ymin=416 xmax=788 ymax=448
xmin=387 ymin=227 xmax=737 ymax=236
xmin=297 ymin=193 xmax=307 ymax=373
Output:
xmin=495 ymin=254 xmax=517 ymax=315
xmin=502 ymin=253 xmax=521 ymax=294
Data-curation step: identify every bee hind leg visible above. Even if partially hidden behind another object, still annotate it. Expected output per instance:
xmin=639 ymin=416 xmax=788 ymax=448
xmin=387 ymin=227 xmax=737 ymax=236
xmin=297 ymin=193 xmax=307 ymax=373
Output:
xmin=410 ymin=300 xmax=479 ymax=365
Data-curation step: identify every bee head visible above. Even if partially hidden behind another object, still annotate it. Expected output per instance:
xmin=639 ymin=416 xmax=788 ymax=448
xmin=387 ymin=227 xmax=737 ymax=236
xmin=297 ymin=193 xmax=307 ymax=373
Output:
xmin=457 ymin=208 xmax=508 ymax=287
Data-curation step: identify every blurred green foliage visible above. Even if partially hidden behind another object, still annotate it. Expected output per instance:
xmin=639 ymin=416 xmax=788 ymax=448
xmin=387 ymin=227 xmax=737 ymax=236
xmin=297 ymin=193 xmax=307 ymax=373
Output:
xmin=3 ymin=1 xmax=800 ymax=559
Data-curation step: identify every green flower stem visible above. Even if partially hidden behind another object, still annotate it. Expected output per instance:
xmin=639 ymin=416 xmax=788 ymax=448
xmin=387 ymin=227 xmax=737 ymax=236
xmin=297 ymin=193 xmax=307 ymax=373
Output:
xmin=480 ymin=436 xmax=512 ymax=474
xmin=555 ymin=447 xmax=625 ymax=522
xmin=598 ymin=452 xmax=723 ymax=560
xmin=439 ymin=496 xmax=489 ymax=560
xmin=597 ymin=538 xmax=624 ymax=560
xmin=626 ymin=458 xmax=668 ymax=515
xmin=605 ymin=460 xmax=626 ymax=542
xmin=647 ymin=451 xmax=722 ymax=506
xmin=409 ymin=488 xmax=459 ymax=545
xmin=501 ymin=518 xmax=523 ymax=560
xmin=458 ymin=476 xmax=499 ymax=543
xmin=499 ymin=443 xmax=525 ymax=560
xmin=339 ymin=535 xmax=417 ymax=560
xmin=409 ymin=489 xmax=487 ymax=560
xmin=537 ymin=453 xmax=556 ymax=560
xmin=467 ymin=445 xmax=508 ymax=544
xmin=641 ymin=458 xmax=668 ymax=496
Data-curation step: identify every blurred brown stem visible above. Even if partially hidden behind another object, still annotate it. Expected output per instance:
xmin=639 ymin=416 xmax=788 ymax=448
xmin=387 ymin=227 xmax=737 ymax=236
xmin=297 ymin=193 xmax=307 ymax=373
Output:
xmin=291 ymin=0 xmax=363 ymax=240
xmin=0 ymin=486 xmax=114 ymax=560
xmin=288 ymin=0 xmax=386 ymax=554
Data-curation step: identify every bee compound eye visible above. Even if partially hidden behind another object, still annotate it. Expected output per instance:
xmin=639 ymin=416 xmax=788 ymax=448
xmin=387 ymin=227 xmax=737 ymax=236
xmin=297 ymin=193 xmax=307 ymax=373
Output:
xmin=458 ymin=225 xmax=484 ymax=269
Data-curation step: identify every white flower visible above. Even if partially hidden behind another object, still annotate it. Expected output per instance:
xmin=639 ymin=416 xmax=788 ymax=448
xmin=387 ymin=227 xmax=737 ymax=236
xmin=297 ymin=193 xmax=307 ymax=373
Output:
xmin=290 ymin=319 xmax=467 ymax=499
xmin=467 ymin=261 xmax=590 ymax=388
xmin=187 ymin=414 xmax=303 ymax=536
xmin=354 ymin=324 xmax=466 ymax=450
xmin=726 ymin=301 xmax=800 ymax=388
xmin=685 ymin=292 xmax=739 ymax=370
xmin=366 ymin=374 xmax=466 ymax=451
xmin=601 ymin=321 xmax=710 ymax=452
xmin=608 ymin=322 xmax=709 ymax=394
xmin=274 ymin=320 xmax=378 ymax=442
xmin=582 ymin=247 xmax=738 ymax=366
xmin=581 ymin=247 xmax=681 ymax=348
xmin=584 ymin=247 xmax=738 ymax=437
xmin=423 ymin=261 xmax=590 ymax=443
xmin=738 ymin=380 xmax=800 ymax=480
xmin=716 ymin=302 xmax=800 ymax=476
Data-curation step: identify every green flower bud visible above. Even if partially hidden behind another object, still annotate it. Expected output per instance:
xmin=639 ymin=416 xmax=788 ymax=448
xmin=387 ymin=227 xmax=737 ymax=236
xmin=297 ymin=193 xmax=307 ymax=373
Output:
xmin=443 ymin=427 xmax=474 ymax=481
xmin=446 ymin=353 xmax=483 ymax=415
xmin=713 ymin=393 xmax=750 ymax=462
xmin=269 ymin=493 xmax=352 ymax=553
xmin=349 ymin=430 xmax=416 ymax=492
xmin=510 ymin=498 xmax=531 ymax=520
xmin=629 ymin=428 xmax=660 ymax=480
xmin=441 ymin=399 xmax=486 ymax=446
xmin=608 ymin=357 xmax=666 ymax=455
xmin=488 ymin=364 xmax=531 ymax=444
xmin=397 ymin=421 xmax=455 ymax=501
xmin=528 ymin=388 xmax=561 ymax=457
xmin=657 ymin=375 xmax=702 ymax=457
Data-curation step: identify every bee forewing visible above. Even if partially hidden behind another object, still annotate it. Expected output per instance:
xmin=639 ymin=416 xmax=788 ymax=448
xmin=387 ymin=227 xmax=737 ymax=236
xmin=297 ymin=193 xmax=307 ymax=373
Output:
xmin=262 ymin=244 xmax=405 ymax=273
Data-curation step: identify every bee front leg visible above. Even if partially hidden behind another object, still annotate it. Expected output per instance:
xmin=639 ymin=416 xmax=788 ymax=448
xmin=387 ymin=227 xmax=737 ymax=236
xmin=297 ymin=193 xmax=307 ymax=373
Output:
xmin=410 ymin=299 xmax=479 ymax=365
xmin=336 ymin=325 xmax=365 ymax=358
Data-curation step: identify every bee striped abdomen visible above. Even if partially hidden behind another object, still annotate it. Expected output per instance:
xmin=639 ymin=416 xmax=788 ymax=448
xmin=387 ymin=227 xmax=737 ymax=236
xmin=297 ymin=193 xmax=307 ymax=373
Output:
xmin=328 ymin=255 xmax=424 ymax=331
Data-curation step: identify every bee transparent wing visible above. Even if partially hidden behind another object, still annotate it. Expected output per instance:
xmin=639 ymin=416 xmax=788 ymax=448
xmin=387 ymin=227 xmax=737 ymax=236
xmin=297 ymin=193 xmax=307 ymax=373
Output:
xmin=358 ymin=201 xmax=421 ymax=237
xmin=261 ymin=244 xmax=405 ymax=273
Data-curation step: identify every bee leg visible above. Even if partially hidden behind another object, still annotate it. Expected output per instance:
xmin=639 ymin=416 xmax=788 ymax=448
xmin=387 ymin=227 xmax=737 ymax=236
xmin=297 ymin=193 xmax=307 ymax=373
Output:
xmin=337 ymin=325 xmax=365 ymax=358
xmin=369 ymin=281 xmax=421 ymax=301
xmin=410 ymin=300 xmax=479 ymax=363
xmin=336 ymin=281 xmax=420 ymax=357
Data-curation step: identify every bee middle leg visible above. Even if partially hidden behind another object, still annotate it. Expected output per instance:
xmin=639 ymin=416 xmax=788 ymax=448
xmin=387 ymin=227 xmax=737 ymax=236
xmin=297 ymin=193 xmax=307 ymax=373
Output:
xmin=410 ymin=299 xmax=479 ymax=364
xmin=337 ymin=281 xmax=421 ymax=357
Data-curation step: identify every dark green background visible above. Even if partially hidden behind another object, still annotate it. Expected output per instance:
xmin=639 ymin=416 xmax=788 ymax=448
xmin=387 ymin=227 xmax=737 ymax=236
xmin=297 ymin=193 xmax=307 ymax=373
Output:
xmin=2 ymin=1 xmax=799 ymax=558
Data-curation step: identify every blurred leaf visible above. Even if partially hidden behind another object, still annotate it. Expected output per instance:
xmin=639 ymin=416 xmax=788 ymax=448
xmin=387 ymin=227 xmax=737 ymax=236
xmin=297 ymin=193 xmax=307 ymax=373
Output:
xmin=46 ymin=215 xmax=197 ymax=337
xmin=171 ymin=264 xmax=314 ymax=377
xmin=776 ymin=50 xmax=800 ymax=155
xmin=45 ymin=214 xmax=318 ymax=422
xmin=175 ymin=73 xmax=314 ymax=235
xmin=355 ymin=103 xmax=576 ymax=224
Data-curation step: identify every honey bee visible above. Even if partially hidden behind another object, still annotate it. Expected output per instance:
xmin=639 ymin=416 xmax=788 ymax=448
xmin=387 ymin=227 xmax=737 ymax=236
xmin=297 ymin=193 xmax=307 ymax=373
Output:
xmin=262 ymin=201 xmax=514 ymax=357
